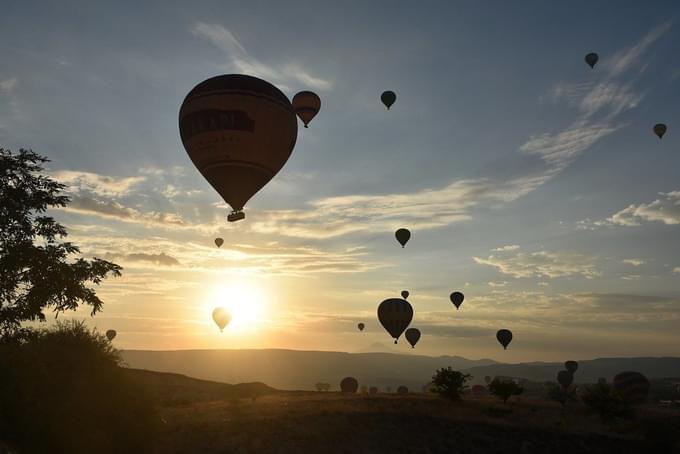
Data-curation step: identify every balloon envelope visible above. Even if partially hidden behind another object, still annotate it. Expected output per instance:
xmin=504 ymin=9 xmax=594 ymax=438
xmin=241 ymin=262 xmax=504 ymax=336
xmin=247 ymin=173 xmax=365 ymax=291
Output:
xmin=401 ymin=290 xmax=409 ymax=299
xmin=340 ymin=377 xmax=359 ymax=393
xmin=565 ymin=360 xmax=578 ymax=374
xmin=381 ymin=91 xmax=396 ymax=109
xmin=395 ymin=228 xmax=410 ymax=247
xmin=405 ymin=328 xmax=421 ymax=348
xmin=613 ymin=371 xmax=650 ymax=404
xmin=585 ymin=52 xmax=599 ymax=68
xmin=357 ymin=322 xmax=365 ymax=332
xmin=214 ymin=237 xmax=224 ymax=248
xmin=496 ymin=329 xmax=513 ymax=349
xmin=105 ymin=330 xmax=116 ymax=341
xmin=179 ymin=74 xmax=297 ymax=220
xmin=450 ymin=291 xmax=464 ymax=309
xmin=292 ymin=91 xmax=320 ymax=128
xmin=557 ymin=370 xmax=574 ymax=388
xmin=212 ymin=307 xmax=231 ymax=332
xmin=654 ymin=123 xmax=667 ymax=139
xmin=377 ymin=298 xmax=413 ymax=343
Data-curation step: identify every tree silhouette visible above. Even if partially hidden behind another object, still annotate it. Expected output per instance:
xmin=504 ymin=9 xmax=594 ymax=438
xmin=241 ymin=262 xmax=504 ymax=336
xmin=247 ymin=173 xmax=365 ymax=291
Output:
xmin=0 ymin=149 xmax=121 ymax=334
xmin=488 ymin=378 xmax=523 ymax=404
xmin=431 ymin=367 xmax=471 ymax=401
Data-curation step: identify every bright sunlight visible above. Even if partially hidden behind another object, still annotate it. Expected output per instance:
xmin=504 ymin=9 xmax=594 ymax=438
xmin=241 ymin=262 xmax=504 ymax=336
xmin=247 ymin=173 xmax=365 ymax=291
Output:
xmin=204 ymin=281 xmax=268 ymax=334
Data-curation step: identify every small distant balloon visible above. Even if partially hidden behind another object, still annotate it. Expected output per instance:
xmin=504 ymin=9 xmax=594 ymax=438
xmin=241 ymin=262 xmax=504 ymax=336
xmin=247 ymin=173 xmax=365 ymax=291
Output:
xmin=397 ymin=385 xmax=409 ymax=394
xmin=292 ymin=91 xmax=321 ymax=128
xmin=557 ymin=370 xmax=574 ymax=389
xmin=450 ymin=292 xmax=464 ymax=310
xmin=340 ymin=377 xmax=359 ymax=393
xmin=381 ymin=90 xmax=396 ymax=110
xmin=565 ymin=360 xmax=578 ymax=374
xmin=496 ymin=329 xmax=513 ymax=350
xmin=214 ymin=238 xmax=224 ymax=248
xmin=395 ymin=228 xmax=410 ymax=248
xmin=377 ymin=298 xmax=414 ymax=344
xmin=405 ymin=328 xmax=421 ymax=348
xmin=105 ymin=330 xmax=117 ymax=341
xmin=212 ymin=307 xmax=231 ymax=332
xmin=401 ymin=290 xmax=409 ymax=299
xmin=358 ymin=322 xmax=365 ymax=332
xmin=585 ymin=52 xmax=599 ymax=69
xmin=653 ymin=123 xmax=667 ymax=139
xmin=613 ymin=371 xmax=650 ymax=404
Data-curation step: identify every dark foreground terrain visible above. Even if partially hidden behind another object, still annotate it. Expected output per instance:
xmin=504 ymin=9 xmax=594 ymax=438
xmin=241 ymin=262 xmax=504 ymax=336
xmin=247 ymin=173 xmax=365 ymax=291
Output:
xmin=128 ymin=369 xmax=680 ymax=454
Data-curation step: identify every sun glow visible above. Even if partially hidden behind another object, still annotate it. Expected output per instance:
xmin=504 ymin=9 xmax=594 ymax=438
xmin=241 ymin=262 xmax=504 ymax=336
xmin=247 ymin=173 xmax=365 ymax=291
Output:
xmin=205 ymin=281 xmax=267 ymax=334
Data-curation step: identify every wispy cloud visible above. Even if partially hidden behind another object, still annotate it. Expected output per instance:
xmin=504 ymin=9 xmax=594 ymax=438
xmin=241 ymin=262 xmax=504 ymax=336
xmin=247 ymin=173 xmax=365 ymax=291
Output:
xmin=191 ymin=22 xmax=332 ymax=91
xmin=607 ymin=21 xmax=672 ymax=77
xmin=52 ymin=170 xmax=146 ymax=197
xmin=0 ymin=77 xmax=17 ymax=93
xmin=492 ymin=245 xmax=520 ymax=252
xmin=473 ymin=247 xmax=600 ymax=279
xmin=608 ymin=191 xmax=680 ymax=226
xmin=622 ymin=259 xmax=645 ymax=266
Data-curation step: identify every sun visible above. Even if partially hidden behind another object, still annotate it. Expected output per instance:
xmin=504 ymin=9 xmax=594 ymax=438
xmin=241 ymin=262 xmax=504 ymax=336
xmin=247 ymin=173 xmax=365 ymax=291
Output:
xmin=205 ymin=281 xmax=267 ymax=334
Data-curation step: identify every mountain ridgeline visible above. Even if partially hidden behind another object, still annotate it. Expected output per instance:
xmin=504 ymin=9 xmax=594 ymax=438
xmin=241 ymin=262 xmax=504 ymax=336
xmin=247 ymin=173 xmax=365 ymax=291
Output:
xmin=121 ymin=349 xmax=680 ymax=391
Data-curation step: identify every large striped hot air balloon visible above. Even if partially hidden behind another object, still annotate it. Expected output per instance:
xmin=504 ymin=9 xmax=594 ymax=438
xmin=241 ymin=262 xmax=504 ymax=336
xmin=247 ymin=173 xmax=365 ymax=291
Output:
xmin=377 ymin=298 xmax=413 ymax=344
xmin=179 ymin=75 xmax=298 ymax=222
xmin=613 ymin=371 xmax=650 ymax=404
xmin=340 ymin=377 xmax=358 ymax=393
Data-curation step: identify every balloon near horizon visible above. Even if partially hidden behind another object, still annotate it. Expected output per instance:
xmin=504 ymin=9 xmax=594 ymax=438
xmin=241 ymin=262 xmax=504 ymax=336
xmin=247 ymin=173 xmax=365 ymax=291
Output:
xmin=206 ymin=282 xmax=268 ymax=335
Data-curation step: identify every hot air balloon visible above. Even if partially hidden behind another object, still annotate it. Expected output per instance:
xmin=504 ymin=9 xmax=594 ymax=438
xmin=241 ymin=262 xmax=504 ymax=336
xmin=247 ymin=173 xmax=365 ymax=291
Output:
xmin=450 ymin=292 xmax=464 ymax=310
xmin=397 ymin=385 xmax=409 ymax=394
xmin=340 ymin=377 xmax=359 ymax=393
xmin=484 ymin=376 xmax=492 ymax=385
xmin=496 ymin=329 xmax=513 ymax=350
xmin=471 ymin=384 xmax=487 ymax=398
xmin=212 ymin=307 xmax=231 ymax=332
xmin=565 ymin=361 xmax=578 ymax=374
xmin=377 ymin=298 xmax=413 ymax=344
xmin=557 ymin=370 xmax=574 ymax=389
xmin=613 ymin=371 xmax=650 ymax=404
xmin=292 ymin=91 xmax=320 ymax=128
xmin=395 ymin=228 xmax=410 ymax=248
xmin=405 ymin=328 xmax=421 ymax=348
xmin=585 ymin=52 xmax=599 ymax=68
xmin=358 ymin=322 xmax=365 ymax=332
xmin=401 ymin=290 xmax=409 ymax=299
xmin=654 ymin=123 xmax=667 ymax=139
xmin=179 ymin=74 xmax=298 ymax=222
xmin=105 ymin=330 xmax=117 ymax=341
xmin=214 ymin=238 xmax=224 ymax=248
xmin=381 ymin=90 xmax=396 ymax=110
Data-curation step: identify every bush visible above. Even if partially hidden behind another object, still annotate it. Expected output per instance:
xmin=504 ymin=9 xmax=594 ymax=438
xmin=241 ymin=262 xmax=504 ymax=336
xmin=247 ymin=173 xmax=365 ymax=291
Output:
xmin=431 ymin=367 xmax=471 ymax=401
xmin=0 ymin=321 xmax=158 ymax=453
xmin=488 ymin=378 xmax=523 ymax=404
xmin=544 ymin=381 xmax=578 ymax=407
xmin=580 ymin=380 xmax=630 ymax=422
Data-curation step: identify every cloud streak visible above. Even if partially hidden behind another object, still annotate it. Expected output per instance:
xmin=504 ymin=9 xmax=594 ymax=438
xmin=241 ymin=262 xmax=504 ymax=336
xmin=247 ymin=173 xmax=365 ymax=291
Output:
xmin=473 ymin=247 xmax=600 ymax=279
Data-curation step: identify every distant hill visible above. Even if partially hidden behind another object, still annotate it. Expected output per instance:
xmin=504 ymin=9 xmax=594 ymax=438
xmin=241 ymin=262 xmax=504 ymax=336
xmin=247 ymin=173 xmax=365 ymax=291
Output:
xmin=462 ymin=357 xmax=680 ymax=384
xmin=122 ymin=368 xmax=277 ymax=405
xmin=121 ymin=348 xmax=496 ymax=391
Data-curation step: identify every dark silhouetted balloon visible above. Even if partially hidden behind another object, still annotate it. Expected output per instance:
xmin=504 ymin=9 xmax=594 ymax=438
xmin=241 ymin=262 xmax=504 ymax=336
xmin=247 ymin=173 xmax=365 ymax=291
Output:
xmin=484 ymin=376 xmax=492 ymax=385
xmin=381 ymin=91 xmax=396 ymax=110
xmin=585 ymin=53 xmax=599 ymax=68
xmin=557 ymin=370 xmax=574 ymax=388
xmin=565 ymin=360 xmax=578 ymax=374
xmin=292 ymin=91 xmax=320 ymax=128
xmin=397 ymin=385 xmax=408 ymax=394
xmin=613 ymin=371 xmax=650 ymax=404
xmin=358 ymin=322 xmax=365 ymax=332
xmin=179 ymin=74 xmax=297 ymax=222
xmin=395 ymin=228 xmax=410 ymax=247
xmin=496 ymin=329 xmax=513 ymax=350
xmin=405 ymin=328 xmax=421 ymax=348
xmin=378 ymin=298 xmax=413 ymax=344
xmin=450 ymin=291 xmax=464 ymax=310
xmin=401 ymin=290 xmax=409 ymax=299
xmin=654 ymin=123 xmax=667 ymax=139
xmin=105 ymin=329 xmax=116 ymax=341
xmin=212 ymin=307 xmax=231 ymax=332
xmin=369 ymin=386 xmax=378 ymax=395
xmin=214 ymin=238 xmax=224 ymax=248
xmin=340 ymin=377 xmax=359 ymax=393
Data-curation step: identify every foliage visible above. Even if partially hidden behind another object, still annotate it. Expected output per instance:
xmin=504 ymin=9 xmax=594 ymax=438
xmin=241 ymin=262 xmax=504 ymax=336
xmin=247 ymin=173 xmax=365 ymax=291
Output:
xmin=544 ymin=382 xmax=578 ymax=407
xmin=580 ymin=381 xmax=630 ymax=422
xmin=488 ymin=378 xmax=524 ymax=404
xmin=0 ymin=149 xmax=122 ymax=333
xmin=431 ymin=367 xmax=471 ymax=401
xmin=0 ymin=321 xmax=158 ymax=453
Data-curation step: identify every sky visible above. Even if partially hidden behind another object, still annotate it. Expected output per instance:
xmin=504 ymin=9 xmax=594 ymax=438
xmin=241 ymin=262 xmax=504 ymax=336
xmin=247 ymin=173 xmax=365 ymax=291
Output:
xmin=1 ymin=0 xmax=679 ymax=362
